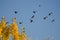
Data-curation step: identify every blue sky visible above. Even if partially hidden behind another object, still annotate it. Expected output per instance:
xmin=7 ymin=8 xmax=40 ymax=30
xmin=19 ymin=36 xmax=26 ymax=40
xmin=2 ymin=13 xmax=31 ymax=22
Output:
xmin=0 ymin=0 xmax=60 ymax=40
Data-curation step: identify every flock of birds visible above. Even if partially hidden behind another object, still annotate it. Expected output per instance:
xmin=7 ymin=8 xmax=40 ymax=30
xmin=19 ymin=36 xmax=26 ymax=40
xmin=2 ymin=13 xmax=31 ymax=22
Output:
xmin=13 ymin=4 xmax=42 ymax=24
xmin=0 ymin=1 xmax=56 ymax=40
xmin=14 ymin=10 xmax=36 ymax=24
xmin=13 ymin=4 xmax=55 ymax=25
xmin=30 ymin=11 xmax=36 ymax=23
xmin=13 ymin=4 xmax=40 ymax=24
xmin=5 ymin=2 xmax=55 ymax=40
xmin=43 ymin=12 xmax=55 ymax=23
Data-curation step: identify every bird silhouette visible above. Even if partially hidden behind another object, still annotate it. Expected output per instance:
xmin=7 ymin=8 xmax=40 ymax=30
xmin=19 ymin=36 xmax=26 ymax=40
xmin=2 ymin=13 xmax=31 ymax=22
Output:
xmin=19 ymin=22 xmax=22 ymax=24
xmin=51 ymin=19 xmax=55 ymax=22
xmin=30 ymin=19 xmax=33 ymax=23
xmin=33 ymin=11 xmax=36 ymax=14
xmin=48 ymin=12 xmax=53 ymax=16
xmin=31 ymin=15 xmax=34 ymax=18
xmin=14 ymin=11 xmax=18 ymax=14
xmin=43 ymin=16 xmax=48 ymax=20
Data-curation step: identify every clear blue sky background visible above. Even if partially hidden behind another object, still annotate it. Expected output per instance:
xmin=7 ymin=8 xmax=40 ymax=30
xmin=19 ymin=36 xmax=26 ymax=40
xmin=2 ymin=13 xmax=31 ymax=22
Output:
xmin=0 ymin=0 xmax=60 ymax=40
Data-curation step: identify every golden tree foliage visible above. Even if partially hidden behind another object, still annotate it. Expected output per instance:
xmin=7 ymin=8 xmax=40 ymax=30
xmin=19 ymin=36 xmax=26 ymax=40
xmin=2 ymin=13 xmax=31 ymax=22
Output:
xmin=0 ymin=16 xmax=27 ymax=40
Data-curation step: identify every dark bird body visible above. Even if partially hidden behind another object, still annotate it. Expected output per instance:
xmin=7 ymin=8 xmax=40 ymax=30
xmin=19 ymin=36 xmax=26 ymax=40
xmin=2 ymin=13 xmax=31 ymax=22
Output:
xmin=33 ymin=11 xmax=36 ymax=14
xmin=43 ymin=16 xmax=48 ymax=20
xmin=51 ymin=19 xmax=55 ymax=22
xmin=19 ymin=22 xmax=22 ymax=24
xmin=49 ymin=12 xmax=53 ymax=16
xmin=14 ymin=11 xmax=18 ymax=14
xmin=30 ymin=19 xmax=33 ymax=23
xmin=31 ymin=15 xmax=34 ymax=18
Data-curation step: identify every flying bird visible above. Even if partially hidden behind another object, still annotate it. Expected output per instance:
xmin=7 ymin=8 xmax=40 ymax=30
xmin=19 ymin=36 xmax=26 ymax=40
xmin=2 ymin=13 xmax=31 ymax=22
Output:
xmin=31 ymin=15 xmax=34 ymax=18
xmin=19 ymin=22 xmax=22 ymax=24
xmin=48 ymin=12 xmax=53 ymax=16
xmin=33 ymin=11 xmax=36 ymax=14
xmin=14 ymin=11 xmax=18 ymax=14
xmin=43 ymin=16 xmax=48 ymax=20
xmin=51 ymin=19 xmax=55 ymax=22
xmin=30 ymin=19 xmax=33 ymax=23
